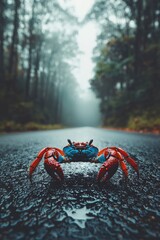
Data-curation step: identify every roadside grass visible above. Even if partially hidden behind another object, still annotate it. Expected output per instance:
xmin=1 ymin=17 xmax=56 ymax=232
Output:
xmin=0 ymin=121 xmax=63 ymax=132
xmin=1 ymin=116 xmax=160 ymax=134
xmin=103 ymin=114 xmax=160 ymax=134
xmin=127 ymin=115 xmax=160 ymax=133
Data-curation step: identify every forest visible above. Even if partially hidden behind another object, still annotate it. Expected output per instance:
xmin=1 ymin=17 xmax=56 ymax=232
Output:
xmin=0 ymin=0 xmax=160 ymax=132
xmin=0 ymin=0 xmax=80 ymax=131
xmin=89 ymin=0 xmax=160 ymax=131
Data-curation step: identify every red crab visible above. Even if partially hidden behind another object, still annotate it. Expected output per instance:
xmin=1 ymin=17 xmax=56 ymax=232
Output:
xmin=29 ymin=139 xmax=139 ymax=183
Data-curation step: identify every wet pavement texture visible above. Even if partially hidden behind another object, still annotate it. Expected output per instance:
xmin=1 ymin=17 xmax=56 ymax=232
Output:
xmin=0 ymin=127 xmax=160 ymax=240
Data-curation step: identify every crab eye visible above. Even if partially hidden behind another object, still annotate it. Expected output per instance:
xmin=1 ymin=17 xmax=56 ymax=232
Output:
xmin=67 ymin=139 xmax=72 ymax=145
xmin=89 ymin=139 xmax=93 ymax=145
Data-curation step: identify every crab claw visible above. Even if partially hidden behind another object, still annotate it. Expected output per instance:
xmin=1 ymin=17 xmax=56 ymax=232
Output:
xmin=44 ymin=158 xmax=64 ymax=181
xmin=97 ymin=157 xmax=119 ymax=183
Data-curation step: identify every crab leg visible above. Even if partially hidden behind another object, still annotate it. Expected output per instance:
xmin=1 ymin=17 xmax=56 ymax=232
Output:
xmin=44 ymin=157 xmax=64 ymax=181
xmin=29 ymin=147 xmax=52 ymax=177
xmin=97 ymin=156 xmax=119 ymax=183
xmin=29 ymin=147 xmax=64 ymax=179
xmin=103 ymin=147 xmax=139 ymax=177
xmin=116 ymin=151 xmax=128 ymax=178
xmin=119 ymin=161 xmax=128 ymax=177
xmin=116 ymin=147 xmax=139 ymax=177
xmin=97 ymin=148 xmax=109 ymax=157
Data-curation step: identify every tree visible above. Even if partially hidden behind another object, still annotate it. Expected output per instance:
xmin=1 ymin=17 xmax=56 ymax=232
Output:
xmin=0 ymin=0 xmax=5 ymax=85
xmin=0 ymin=0 xmax=79 ymax=126
xmin=89 ymin=0 xmax=160 ymax=128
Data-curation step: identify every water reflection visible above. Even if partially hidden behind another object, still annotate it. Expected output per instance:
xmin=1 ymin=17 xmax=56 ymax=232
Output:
xmin=63 ymin=206 xmax=93 ymax=228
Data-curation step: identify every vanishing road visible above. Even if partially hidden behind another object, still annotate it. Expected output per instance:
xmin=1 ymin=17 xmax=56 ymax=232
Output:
xmin=0 ymin=127 xmax=160 ymax=240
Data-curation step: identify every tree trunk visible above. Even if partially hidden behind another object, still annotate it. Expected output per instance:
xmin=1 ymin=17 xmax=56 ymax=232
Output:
xmin=25 ymin=0 xmax=35 ymax=99
xmin=0 ymin=0 xmax=5 ymax=85
xmin=44 ymin=49 xmax=55 ymax=103
xmin=33 ymin=43 xmax=41 ymax=100
xmin=8 ymin=0 xmax=20 ymax=90
xmin=134 ymin=0 xmax=143 ymax=85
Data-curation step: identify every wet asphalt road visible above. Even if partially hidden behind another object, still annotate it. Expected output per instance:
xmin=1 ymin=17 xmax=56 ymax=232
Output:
xmin=0 ymin=127 xmax=160 ymax=240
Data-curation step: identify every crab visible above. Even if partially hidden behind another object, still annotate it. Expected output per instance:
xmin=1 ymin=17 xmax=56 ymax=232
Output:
xmin=29 ymin=139 xmax=139 ymax=183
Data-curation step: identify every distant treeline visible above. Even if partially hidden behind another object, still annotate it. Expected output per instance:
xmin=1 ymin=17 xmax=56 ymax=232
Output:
xmin=89 ymin=0 xmax=160 ymax=131
xmin=0 ymin=0 xmax=78 ymax=128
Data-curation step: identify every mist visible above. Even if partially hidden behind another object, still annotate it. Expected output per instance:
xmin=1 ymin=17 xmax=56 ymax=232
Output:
xmin=0 ymin=0 xmax=101 ymax=128
xmin=0 ymin=0 xmax=159 ymax=132
xmin=61 ymin=88 xmax=102 ymax=127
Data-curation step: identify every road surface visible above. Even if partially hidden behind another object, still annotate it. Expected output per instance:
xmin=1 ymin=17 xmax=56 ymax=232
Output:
xmin=0 ymin=127 xmax=160 ymax=240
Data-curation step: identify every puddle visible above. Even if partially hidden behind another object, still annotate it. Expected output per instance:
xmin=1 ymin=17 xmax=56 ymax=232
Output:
xmin=63 ymin=206 xmax=94 ymax=228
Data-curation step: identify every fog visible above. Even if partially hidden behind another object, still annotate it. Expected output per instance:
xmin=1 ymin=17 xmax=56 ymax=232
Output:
xmin=61 ymin=88 xmax=102 ymax=127
xmin=0 ymin=0 xmax=159 ymax=132
xmin=0 ymin=0 xmax=102 ymax=128
xmin=59 ymin=0 xmax=101 ymax=127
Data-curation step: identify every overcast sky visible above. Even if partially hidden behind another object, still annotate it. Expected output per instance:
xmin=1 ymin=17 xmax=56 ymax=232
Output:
xmin=58 ymin=1 xmax=101 ymax=125
xmin=59 ymin=0 xmax=97 ymax=92
xmin=72 ymin=0 xmax=97 ymax=91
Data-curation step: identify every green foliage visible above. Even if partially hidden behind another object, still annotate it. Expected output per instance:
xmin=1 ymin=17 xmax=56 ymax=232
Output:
xmin=128 ymin=114 xmax=160 ymax=132
xmin=11 ymin=101 xmax=35 ymax=123
xmin=0 ymin=121 xmax=22 ymax=132
xmin=0 ymin=0 xmax=78 ymax=131
xmin=90 ymin=0 xmax=160 ymax=131
xmin=0 ymin=121 xmax=63 ymax=132
xmin=24 ymin=122 xmax=63 ymax=131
